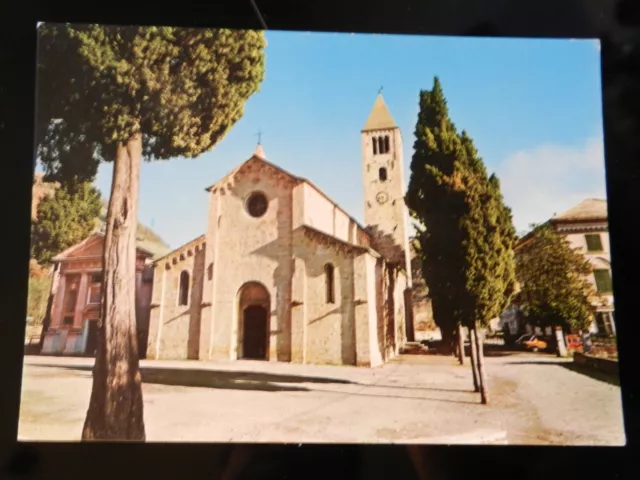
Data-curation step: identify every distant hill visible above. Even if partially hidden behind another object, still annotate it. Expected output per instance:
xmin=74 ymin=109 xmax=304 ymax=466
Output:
xmin=32 ymin=173 xmax=171 ymax=259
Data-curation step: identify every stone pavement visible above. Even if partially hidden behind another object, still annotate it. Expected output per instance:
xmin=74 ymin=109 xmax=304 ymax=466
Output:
xmin=18 ymin=351 xmax=625 ymax=445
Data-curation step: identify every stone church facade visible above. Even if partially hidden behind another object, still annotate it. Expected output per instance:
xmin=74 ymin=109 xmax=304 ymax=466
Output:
xmin=146 ymin=94 xmax=414 ymax=367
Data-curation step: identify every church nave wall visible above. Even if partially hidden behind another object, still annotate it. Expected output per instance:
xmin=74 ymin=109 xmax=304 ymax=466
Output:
xmin=147 ymin=238 xmax=206 ymax=360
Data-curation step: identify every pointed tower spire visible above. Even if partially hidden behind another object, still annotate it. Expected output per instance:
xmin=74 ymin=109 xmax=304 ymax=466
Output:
xmin=362 ymin=93 xmax=397 ymax=132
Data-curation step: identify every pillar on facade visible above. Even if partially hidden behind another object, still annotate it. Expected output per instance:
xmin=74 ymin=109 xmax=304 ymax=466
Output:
xmin=74 ymin=273 xmax=89 ymax=328
xmin=50 ymin=273 xmax=67 ymax=329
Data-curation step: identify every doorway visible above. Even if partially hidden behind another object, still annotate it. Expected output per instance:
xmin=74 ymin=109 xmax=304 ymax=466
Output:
xmin=237 ymin=281 xmax=270 ymax=360
xmin=243 ymin=305 xmax=268 ymax=359
xmin=85 ymin=319 xmax=99 ymax=356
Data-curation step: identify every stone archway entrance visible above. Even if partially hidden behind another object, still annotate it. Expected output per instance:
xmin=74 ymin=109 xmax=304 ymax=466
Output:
xmin=237 ymin=282 xmax=270 ymax=360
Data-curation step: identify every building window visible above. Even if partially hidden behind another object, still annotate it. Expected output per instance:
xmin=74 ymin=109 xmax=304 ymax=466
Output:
xmin=585 ymin=234 xmax=603 ymax=252
xmin=378 ymin=137 xmax=384 ymax=154
xmin=384 ymin=135 xmax=390 ymax=153
xmin=246 ymin=192 xmax=268 ymax=218
xmin=595 ymin=311 xmax=615 ymax=336
xmin=372 ymin=138 xmax=378 ymax=155
xmin=325 ymin=263 xmax=335 ymax=304
xmin=594 ymin=269 xmax=613 ymax=293
xmin=63 ymin=274 xmax=80 ymax=316
xmin=63 ymin=316 xmax=73 ymax=326
xmin=178 ymin=270 xmax=190 ymax=306
xmin=379 ymin=167 xmax=388 ymax=182
xmin=207 ymin=263 xmax=213 ymax=281
xmin=88 ymin=273 xmax=102 ymax=304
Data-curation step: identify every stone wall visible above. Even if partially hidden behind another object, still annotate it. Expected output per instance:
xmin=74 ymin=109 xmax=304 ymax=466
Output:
xmin=201 ymin=159 xmax=296 ymax=362
xmin=361 ymin=128 xmax=410 ymax=266
xmin=147 ymin=236 xmax=206 ymax=360
xmin=573 ymin=352 xmax=619 ymax=376
xmin=293 ymin=228 xmax=358 ymax=365
xmin=299 ymin=182 xmax=368 ymax=247
xmin=394 ymin=269 xmax=408 ymax=353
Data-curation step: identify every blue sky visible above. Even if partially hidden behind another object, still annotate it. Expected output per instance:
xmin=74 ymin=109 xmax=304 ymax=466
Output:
xmin=87 ymin=32 xmax=604 ymax=249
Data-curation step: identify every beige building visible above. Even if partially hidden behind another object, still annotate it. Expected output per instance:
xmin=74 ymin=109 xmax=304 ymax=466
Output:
xmin=146 ymin=94 xmax=414 ymax=367
xmin=549 ymin=198 xmax=615 ymax=335
xmin=507 ymin=198 xmax=615 ymax=336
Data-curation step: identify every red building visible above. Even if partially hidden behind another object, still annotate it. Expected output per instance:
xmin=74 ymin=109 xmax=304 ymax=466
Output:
xmin=41 ymin=233 xmax=155 ymax=357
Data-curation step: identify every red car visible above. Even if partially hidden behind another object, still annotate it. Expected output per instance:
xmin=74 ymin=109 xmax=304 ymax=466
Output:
xmin=565 ymin=334 xmax=583 ymax=351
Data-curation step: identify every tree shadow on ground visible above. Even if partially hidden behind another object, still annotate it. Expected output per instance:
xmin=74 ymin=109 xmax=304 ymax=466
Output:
xmin=503 ymin=360 xmax=620 ymax=387
xmin=30 ymin=363 xmax=479 ymax=402
xmin=31 ymin=364 xmax=354 ymax=393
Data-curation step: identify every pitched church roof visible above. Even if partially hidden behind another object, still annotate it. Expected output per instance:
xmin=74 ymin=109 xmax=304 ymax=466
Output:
xmin=550 ymin=198 xmax=608 ymax=223
xmin=362 ymin=94 xmax=397 ymax=132
xmin=52 ymin=232 xmax=155 ymax=262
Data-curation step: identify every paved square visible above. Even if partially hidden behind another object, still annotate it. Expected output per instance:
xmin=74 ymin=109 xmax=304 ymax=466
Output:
xmin=18 ymin=352 xmax=625 ymax=445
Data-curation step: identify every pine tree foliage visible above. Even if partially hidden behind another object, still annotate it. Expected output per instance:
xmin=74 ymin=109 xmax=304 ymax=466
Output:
xmin=406 ymin=77 xmax=468 ymax=344
xmin=36 ymin=23 xmax=266 ymax=440
xmin=457 ymin=133 xmax=517 ymax=329
xmin=406 ymin=77 xmax=516 ymax=403
xmin=406 ymin=78 xmax=516 ymax=336
xmin=31 ymin=181 xmax=102 ymax=265
xmin=515 ymin=224 xmax=597 ymax=332
xmin=37 ymin=24 xmax=266 ymax=182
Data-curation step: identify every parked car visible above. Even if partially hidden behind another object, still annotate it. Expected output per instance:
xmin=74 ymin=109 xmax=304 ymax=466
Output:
xmin=515 ymin=334 xmax=548 ymax=352
xmin=565 ymin=334 xmax=583 ymax=351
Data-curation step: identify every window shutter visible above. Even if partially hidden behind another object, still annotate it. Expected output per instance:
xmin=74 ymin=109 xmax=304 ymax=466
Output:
xmin=594 ymin=269 xmax=612 ymax=293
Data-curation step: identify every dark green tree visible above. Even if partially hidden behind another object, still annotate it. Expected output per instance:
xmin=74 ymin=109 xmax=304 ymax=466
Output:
xmin=36 ymin=23 xmax=265 ymax=440
xmin=31 ymin=181 xmax=102 ymax=265
xmin=457 ymin=131 xmax=517 ymax=403
xmin=407 ymin=78 xmax=516 ymax=404
xmin=406 ymin=77 xmax=468 ymax=356
xmin=515 ymin=224 xmax=597 ymax=334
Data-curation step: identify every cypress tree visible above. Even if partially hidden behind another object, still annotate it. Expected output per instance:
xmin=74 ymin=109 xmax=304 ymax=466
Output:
xmin=36 ymin=23 xmax=266 ymax=440
xmin=407 ymin=78 xmax=516 ymax=404
xmin=406 ymin=77 xmax=468 ymax=355
xmin=457 ymin=131 xmax=516 ymax=404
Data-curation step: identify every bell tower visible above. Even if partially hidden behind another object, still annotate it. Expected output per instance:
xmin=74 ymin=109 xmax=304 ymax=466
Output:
xmin=361 ymin=94 xmax=412 ymax=283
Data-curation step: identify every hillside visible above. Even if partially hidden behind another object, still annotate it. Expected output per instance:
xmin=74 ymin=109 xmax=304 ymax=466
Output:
xmin=32 ymin=173 xmax=171 ymax=259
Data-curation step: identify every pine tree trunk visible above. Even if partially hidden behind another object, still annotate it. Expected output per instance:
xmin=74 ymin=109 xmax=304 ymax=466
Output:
xmin=82 ymin=133 xmax=145 ymax=441
xmin=473 ymin=324 xmax=489 ymax=404
xmin=468 ymin=327 xmax=480 ymax=392
xmin=456 ymin=323 xmax=465 ymax=365
xmin=439 ymin=327 xmax=455 ymax=355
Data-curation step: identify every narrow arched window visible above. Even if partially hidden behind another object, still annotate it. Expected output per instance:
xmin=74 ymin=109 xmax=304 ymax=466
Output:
xmin=384 ymin=135 xmax=390 ymax=153
xmin=178 ymin=270 xmax=190 ymax=306
xmin=379 ymin=167 xmax=387 ymax=182
xmin=325 ymin=263 xmax=335 ymax=304
xmin=372 ymin=138 xmax=378 ymax=155
xmin=378 ymin=136 xmax=384 ymax=154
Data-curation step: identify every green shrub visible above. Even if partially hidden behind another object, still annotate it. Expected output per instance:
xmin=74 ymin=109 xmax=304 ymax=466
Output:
xmin=27 ymin=275 xmax=52 ymax=324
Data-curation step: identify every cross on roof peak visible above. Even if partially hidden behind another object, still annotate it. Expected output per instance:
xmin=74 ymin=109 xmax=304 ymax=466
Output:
xmin=255 ymin=128 xmax=264 ymax=145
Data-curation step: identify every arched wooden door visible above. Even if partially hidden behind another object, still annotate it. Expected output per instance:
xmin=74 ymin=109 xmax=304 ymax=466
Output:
xmin=243 ymin=305 xmax=268 ymax=359
xmin=237 ymin=282 xmax=270 ymax=360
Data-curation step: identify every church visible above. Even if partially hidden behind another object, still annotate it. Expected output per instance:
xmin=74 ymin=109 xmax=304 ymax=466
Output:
xmin=146 ymin=94 xmax=415 ymax=367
